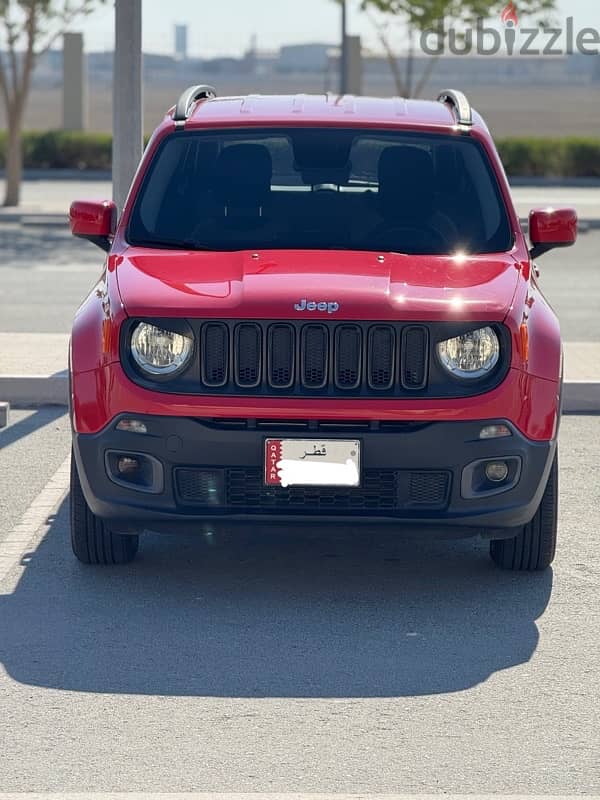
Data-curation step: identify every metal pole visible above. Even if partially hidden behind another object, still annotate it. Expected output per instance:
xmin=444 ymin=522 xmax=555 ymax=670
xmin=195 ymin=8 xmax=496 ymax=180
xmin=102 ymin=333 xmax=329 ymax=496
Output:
xmin=113 ymin=0 xmax=143 ymax=212
xmin=340 ymin=0 xmax=348 ymax=94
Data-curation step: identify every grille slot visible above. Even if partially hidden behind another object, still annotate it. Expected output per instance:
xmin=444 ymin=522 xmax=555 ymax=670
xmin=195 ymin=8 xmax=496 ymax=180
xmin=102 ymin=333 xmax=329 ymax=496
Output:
xmin=301 ymin=325 xmax=329 ymax=389
xmin=235 ymin=323 xmax=262 ymax=387
xmin=407 ymin=471 xmax=450 ymax=507
xmin=227 ymin=468 xmax=398 ymax=513
xmin=335 ymin=325 xmax=362 ymax=389
xmin=268 ymin=324 xmax=296 ymax=388
xmin=202 ymin=323 xmax=229 ymax=387
xmin=176 ymin=469 xmax=225 ymax=505
xmin=368 ymin=326 xmax=395 ymax=390
xmin=175 ymin=467 xmax=451 ymax=515
xmin=402 ymin=326 xmax=429 ymax=389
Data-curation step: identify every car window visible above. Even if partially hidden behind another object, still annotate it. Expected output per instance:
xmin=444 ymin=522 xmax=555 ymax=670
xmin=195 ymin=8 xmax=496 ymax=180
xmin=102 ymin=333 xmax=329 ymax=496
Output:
xmin=128 ymin=128 xmax=513 ymax=255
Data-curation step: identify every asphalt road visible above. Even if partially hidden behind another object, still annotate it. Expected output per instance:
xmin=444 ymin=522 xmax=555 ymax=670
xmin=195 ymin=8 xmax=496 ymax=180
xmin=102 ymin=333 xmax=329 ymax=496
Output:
xmin=0 ymin=224 xmax=598 ymax=340
xmin=0 ymin=413 xmax=599 ymax=793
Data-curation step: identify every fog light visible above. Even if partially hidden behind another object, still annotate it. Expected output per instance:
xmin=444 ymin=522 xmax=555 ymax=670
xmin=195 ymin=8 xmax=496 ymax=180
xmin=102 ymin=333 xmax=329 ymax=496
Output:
xmin=117 ymin=456 xmax=140 ymax=475
xmin=116 ymin=419 xmax=148 ymax=434
xmin=479 ymin=424 xmax=511 ymax=440
xmin=485 ymin=461 xmax=509 ymax=482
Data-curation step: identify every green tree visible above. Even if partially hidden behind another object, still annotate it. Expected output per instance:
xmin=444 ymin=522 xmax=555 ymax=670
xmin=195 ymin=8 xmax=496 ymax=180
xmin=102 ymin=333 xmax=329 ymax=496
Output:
xmin=337 ymin=0 xmax=556 ymax=97
xmin=0 ymin=0 xmax=104 ymax=206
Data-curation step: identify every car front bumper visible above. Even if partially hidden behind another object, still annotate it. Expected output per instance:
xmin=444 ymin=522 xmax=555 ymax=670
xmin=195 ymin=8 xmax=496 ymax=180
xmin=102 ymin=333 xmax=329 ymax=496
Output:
xmin=72 ymin=414 xmax=556 ymax=539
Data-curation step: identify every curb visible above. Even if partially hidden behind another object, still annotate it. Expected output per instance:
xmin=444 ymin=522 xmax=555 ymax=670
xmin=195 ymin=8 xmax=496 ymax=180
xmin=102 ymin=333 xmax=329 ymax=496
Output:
xmin=1 ymin=374 xmax=599 ymax=413
xmin=0 ymin=168 xmax=112 ymax=181
xmin=0 ymin=374 xmax=69 ymax=406
xmin=563 ymin=381 xmax=600 ymax=414
xmin=0 ymin=213 xmax=67 ymax=227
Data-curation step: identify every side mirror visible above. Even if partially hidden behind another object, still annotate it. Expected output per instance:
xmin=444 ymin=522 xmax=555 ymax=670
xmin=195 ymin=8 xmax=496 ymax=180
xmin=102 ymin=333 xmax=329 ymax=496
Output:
xmin=69 ymin=200 xmax=117 ymax=252
xmin=529 ymin=207 xmax=577 ymax=260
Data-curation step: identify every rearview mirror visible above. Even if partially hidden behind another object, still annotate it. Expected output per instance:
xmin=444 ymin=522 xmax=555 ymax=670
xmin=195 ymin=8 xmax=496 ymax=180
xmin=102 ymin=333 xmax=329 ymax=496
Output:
xmin=529 ymin=207 xmax=577 ymax=260
xmin=70 ymin=200 xmax=117 ymax=252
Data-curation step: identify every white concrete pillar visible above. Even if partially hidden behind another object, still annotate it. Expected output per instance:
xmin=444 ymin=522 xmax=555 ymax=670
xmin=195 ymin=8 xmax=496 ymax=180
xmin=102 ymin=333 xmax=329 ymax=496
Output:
xmin=346 ymin=36 xmax=362 ymax=94
xmin=112 ymin=0 xmax=143 ymax=212
xmin=62 ymin=33 xmax=87 ymax=130
xmin=346 ymin=35 xmax=362 ymax=95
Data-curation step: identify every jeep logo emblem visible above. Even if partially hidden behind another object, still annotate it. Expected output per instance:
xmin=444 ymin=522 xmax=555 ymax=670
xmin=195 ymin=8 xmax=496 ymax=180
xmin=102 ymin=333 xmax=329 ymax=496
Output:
xmin=294 ymin=299 xmax=340 ymax=313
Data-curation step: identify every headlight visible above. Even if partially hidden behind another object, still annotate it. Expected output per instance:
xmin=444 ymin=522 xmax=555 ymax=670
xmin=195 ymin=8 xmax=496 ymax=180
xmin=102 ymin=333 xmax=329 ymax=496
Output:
xmin=437 ymin=327 xmax=500 ymax=379
xmin=130 ymin=322 xmax=193 ymax=376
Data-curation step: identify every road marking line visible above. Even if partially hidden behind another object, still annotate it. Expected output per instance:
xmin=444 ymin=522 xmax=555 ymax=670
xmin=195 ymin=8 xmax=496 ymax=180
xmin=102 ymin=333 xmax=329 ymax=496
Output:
xmin=0 ymin=453 xmax=70 ymax=587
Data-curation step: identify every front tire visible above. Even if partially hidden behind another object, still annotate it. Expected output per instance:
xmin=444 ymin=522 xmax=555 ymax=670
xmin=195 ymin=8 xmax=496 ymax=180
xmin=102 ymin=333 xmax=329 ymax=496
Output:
xmin=70 ymin=455 xmax=139 ymax=565
xmin=490 ymin=452 xmax=558 ymax=572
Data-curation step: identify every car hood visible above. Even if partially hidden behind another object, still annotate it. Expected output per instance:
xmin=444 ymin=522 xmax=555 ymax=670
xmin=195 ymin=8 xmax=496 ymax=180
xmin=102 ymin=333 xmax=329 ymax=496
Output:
xmin=115 ymin=248 xmax=522 ymax=322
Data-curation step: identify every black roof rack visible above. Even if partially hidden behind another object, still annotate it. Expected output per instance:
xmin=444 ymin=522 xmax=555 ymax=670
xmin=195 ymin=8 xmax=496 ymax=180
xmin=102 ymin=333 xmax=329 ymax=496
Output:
xmin=437 ymin=89 xmax=473 ymax=129
xmin=173 ymin=84 xmax=217 ymax=123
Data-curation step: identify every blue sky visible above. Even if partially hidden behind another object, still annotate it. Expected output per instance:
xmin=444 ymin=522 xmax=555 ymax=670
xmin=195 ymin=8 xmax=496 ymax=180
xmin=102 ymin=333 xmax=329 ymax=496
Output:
xmin=77 ymin=0 xmax=598 ymax=57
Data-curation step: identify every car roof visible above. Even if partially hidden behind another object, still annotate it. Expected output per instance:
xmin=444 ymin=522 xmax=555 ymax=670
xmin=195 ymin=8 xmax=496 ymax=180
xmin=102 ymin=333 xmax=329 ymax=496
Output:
xmin=179 ymin=93 xmax=487 ymax=135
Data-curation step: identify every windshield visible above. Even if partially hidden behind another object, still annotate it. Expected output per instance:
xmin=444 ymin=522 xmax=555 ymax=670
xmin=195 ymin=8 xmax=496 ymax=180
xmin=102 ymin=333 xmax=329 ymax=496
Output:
xmin=127 ymin=127 xmax=512 ymax=255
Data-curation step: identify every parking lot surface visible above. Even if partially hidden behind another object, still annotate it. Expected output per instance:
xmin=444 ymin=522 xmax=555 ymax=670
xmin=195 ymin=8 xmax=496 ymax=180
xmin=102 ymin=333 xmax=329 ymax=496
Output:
xmin=0 ymin=414 xmax=598 ymax=793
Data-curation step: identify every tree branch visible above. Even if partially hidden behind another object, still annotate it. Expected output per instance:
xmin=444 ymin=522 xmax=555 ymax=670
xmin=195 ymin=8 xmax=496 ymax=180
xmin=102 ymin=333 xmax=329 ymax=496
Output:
xmin=413 ymin=53 xmax=439 ymax=97
xmin=18 ymin=3 xmax=37 ymax=111
xmin=5 ymin=14 xmax=20 ymax=102
xmin=35 ymin=0 xmax=95 ymax=56
xmin=365 ymin=8 xmax=409 ymax=96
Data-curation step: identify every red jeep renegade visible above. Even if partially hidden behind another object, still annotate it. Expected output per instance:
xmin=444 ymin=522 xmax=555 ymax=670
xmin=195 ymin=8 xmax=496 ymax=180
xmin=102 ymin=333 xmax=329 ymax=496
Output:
xmin=69 ymin=87 xmax=577 ymax=570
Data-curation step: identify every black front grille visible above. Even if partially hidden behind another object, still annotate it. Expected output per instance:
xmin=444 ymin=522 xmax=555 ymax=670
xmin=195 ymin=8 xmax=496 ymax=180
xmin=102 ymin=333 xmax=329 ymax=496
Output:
xmin=199 ymin=321 xmax=429 ymax=397
xmin=175 ymin=467 xmax=451 ymax=515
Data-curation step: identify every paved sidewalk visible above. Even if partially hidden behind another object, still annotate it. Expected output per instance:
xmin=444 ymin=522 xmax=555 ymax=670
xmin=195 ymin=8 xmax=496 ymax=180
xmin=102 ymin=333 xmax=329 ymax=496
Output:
xmin=1 ymin=179 xmax=599 ymax=224
xmin=0 ymin=332 xmax=598 ymax=411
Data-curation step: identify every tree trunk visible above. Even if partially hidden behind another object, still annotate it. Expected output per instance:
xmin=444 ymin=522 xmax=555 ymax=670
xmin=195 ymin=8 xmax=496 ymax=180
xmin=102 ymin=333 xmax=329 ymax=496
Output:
xmin=3 ymin=120 xmax=23 ymax=207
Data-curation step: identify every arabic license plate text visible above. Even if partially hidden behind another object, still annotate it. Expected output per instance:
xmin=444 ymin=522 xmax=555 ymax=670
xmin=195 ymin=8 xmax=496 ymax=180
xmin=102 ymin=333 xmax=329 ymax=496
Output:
xmin=264 ymin=439 xmax=361 ymax=487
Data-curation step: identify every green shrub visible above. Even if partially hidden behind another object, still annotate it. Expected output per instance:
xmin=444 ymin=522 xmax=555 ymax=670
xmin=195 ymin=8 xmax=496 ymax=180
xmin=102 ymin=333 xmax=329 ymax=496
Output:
xmin=561 ymin=138 xmax=600 ymax=178
xmin=1 ymin=131 xmax=599 ymax=177
xmin=497 ymin=137 xmax=600 ymax=178
xmin=26 ymin=130 xmax=112 ymax=170
xmin=0 ymin=130 xmax=112 ymax=170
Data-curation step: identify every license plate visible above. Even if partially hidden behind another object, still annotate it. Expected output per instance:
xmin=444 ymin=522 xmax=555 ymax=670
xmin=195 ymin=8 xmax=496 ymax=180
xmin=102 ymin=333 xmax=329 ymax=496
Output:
xmin=265 ymin=439 xmax=361 ymax=487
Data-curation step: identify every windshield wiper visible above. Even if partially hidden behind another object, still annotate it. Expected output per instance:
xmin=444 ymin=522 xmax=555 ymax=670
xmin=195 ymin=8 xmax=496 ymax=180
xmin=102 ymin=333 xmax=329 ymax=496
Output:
xmin=131 ymin=238 xmax=214 ymax=251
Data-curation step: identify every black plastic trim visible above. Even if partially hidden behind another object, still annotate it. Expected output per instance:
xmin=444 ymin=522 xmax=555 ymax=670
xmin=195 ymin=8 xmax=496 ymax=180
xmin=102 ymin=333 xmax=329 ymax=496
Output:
xmin=119 ymin=318 xmax=511 ymax=400
xmin=72 ymin=416 xmax=556 ymax=534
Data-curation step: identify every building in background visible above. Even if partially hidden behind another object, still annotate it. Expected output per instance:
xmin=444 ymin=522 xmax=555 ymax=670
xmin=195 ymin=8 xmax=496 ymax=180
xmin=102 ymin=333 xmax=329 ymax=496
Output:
xmin=174 ymin=24 xmax=188 ymax=62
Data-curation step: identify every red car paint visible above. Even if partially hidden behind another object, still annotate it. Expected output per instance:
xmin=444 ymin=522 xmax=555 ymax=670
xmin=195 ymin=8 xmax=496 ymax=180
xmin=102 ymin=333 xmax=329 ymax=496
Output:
xmin=69 ymin=93 xmax=575 ymax=446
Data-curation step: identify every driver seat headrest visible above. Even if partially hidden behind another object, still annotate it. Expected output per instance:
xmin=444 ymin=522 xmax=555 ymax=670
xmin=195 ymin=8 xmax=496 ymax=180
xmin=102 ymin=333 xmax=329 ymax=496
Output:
xmin=214 ymin=143 xmax=273 ymax=216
